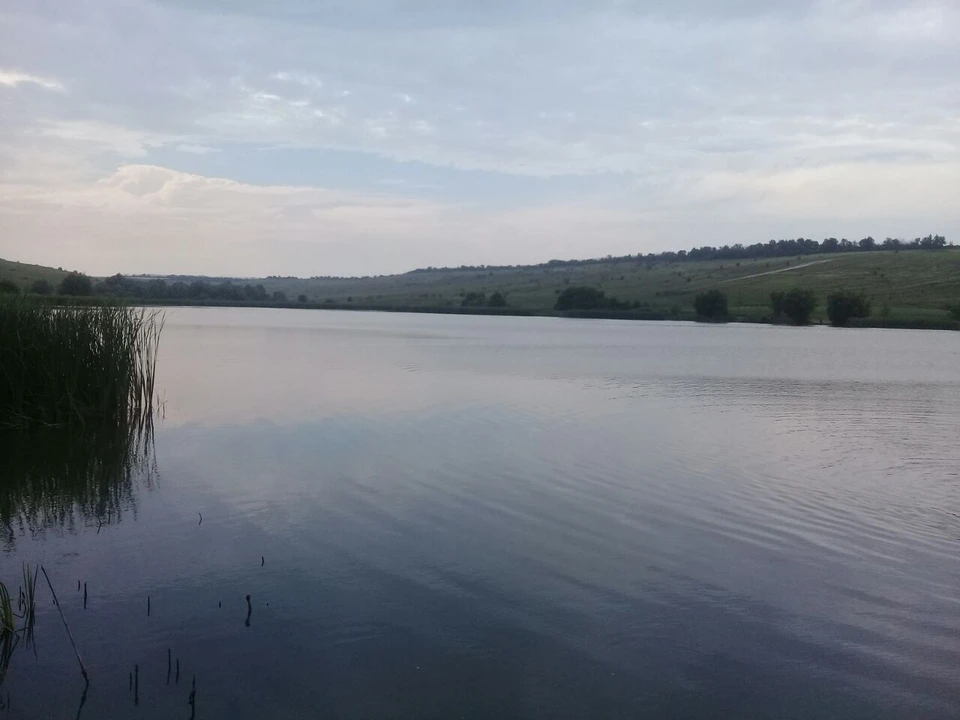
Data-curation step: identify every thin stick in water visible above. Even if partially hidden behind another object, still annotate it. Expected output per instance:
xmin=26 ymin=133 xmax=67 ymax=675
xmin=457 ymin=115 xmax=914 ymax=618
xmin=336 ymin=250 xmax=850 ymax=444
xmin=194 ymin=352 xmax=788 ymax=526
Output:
xmin=40 ymin=566 xmax=89 ymax=684
xmin=147 ymin=596 xmax=150 ymax=616
xmin=188 ymin=674 xmax=196 ymax=720
xmin=198 ymin=512 xmax=202 ymax=526
xmin=134 ymin=664 xmax=139 ymax=706
xmin=176 ymin=658 xmax=180 ymax=685
xmin=167 ymin=649 xmax=171 ymax=685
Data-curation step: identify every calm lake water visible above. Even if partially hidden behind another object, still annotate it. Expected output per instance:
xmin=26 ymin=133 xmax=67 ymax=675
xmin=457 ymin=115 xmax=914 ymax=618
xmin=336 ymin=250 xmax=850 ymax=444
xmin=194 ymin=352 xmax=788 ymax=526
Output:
xmin=2 ymin=308 xmax=960 ymax=719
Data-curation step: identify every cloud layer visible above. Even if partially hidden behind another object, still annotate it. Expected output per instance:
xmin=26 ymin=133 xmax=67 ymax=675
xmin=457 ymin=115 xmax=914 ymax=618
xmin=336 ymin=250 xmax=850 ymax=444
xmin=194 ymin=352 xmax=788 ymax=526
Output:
xmin=1 ymin=0 xmax=957 ymax=275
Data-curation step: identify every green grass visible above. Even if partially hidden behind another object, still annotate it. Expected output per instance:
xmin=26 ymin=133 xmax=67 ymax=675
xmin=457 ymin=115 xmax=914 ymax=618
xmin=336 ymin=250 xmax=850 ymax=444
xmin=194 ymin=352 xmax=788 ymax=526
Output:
xmin=0 ymin=258 xmax=69 ymax=292
xmin=0 ymin=297 xmax=163 ymax=429
xmin=3 ymin=248 xmax=959 ymax=328
xmin=247 ymin=249 xmax=960 ymax=327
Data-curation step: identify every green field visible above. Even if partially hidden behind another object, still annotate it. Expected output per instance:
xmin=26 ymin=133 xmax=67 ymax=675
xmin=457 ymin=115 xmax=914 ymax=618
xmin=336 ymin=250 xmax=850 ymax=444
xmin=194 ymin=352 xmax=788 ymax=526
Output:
xmin=0 ymin=259 xmax=69 ymax=290
xmin=251 ymin=249 xmax=960 ymax=326
xmin=3 ymin=249 xmax=959 ymax=328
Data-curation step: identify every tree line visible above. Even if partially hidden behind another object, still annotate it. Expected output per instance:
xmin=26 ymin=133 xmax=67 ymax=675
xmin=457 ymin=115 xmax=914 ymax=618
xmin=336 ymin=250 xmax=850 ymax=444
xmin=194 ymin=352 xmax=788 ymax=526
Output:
xmin=22 ymin=272 xmax=291 ymax=303
xmin=695 ymin=288 xmax=873 ymax=326
xmin=412 ymin=234 xmax=950 ymax=273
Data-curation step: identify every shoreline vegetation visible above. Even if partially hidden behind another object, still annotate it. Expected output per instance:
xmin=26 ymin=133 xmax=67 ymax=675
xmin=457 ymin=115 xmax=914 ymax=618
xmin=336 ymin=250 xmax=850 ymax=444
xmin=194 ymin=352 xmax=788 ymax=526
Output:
xmin=1 ymin=236 xmax=958 ymax=331
xmin=0 ymin=298 xmax=163 ymax=430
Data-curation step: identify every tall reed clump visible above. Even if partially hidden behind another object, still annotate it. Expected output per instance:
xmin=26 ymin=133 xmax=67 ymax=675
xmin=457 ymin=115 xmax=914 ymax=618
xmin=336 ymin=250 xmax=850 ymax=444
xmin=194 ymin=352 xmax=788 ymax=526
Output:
xmin=0 ymin=297 xmax=163 ymax=430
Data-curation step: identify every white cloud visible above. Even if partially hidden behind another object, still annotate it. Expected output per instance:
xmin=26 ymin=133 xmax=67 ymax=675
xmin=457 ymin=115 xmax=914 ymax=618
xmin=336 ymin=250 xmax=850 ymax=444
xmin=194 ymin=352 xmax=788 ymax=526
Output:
xmin=176 ymin=143 xmax=220 ymax=155
xmin=0 ymin=69 xmax=63 ymax=92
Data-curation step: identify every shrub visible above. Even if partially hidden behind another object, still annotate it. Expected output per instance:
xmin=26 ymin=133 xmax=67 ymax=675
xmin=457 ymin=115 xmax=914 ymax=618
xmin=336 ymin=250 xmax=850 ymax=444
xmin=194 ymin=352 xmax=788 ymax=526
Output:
xmin=30 ymin=279 xmax=52 ymax=295
xmin=827 ymin=291 xmax=871 ymax=326
xmin=778 ymin=288 xmax=818 ymax=325
xmin=693 ymin=290 xmax=728 ymax=319
xmin=0 ymin=280 xmax=18 ymax=294
xmin=58 ymin=272 xmax=93 ymax=296
xmin=770 ymin=291 xmax=785 ymax=320
xmin=555 ymin=286 xmax=627 ymax=311
xmin=461 ymin=291 xmax=486 ymax=307
xmin=488 ymin=292 xmax=507 ymax=308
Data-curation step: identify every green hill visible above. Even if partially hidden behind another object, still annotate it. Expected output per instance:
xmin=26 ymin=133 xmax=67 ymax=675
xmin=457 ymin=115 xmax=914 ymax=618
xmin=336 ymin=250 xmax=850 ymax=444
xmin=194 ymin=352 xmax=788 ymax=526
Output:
xmin=0 ymin=258 xmax=69 ymax=291
xmin=3 ymin=248 xmax=959 ymax=328
xmin=252 ymin=249 xmax=960 ymax=326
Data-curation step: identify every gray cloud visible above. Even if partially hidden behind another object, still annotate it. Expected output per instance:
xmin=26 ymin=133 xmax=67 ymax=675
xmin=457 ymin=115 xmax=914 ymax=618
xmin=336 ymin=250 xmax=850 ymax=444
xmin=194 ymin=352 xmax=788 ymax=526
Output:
xmin=0 ymin=0 xmax=957 ymax=274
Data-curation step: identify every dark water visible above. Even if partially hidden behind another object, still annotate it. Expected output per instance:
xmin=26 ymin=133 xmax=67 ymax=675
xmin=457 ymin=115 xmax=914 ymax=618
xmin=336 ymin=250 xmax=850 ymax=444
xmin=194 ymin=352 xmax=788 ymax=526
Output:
xmin=2 ymin=309 xmax=960 ymax=719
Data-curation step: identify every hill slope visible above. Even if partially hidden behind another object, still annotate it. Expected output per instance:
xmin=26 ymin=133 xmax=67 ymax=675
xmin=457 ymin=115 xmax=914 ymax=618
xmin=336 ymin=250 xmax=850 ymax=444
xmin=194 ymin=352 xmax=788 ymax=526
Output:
xmin=252 ymin=249 xmax=960 ymax=324
xmin=2 ymin=249 xmax=959 ymax=326
xmin=0 ymin=258 xmax=69 ymax=290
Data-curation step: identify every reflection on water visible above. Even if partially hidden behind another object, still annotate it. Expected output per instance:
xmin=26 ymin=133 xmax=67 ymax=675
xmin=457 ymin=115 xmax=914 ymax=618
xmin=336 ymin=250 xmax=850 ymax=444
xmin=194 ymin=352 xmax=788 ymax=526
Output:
xmin=0 ymin=423 xmax=156 ymax=547
xmin=0 ymin=309 xmax=959 ymax=719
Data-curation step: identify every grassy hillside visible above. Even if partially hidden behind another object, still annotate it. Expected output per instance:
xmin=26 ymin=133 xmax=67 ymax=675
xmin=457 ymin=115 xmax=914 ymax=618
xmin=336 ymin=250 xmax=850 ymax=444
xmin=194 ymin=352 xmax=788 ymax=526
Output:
xmin=0 ymin=258 xmax=69 ymax=290
xmin=2 ymin=249 xmax=958 ymax=327
xmin=253 ymin=249 xmax=960 ymax=325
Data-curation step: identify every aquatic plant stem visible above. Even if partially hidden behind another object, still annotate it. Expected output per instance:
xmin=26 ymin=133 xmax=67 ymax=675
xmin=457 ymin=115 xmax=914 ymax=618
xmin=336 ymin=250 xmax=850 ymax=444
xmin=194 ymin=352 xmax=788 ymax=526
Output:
xmin=40 ymin=566 xmax=89 ymax=685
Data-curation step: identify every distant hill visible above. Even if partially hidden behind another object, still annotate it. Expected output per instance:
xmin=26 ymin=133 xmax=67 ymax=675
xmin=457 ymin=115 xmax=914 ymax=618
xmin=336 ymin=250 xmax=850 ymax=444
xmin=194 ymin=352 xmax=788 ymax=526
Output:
xmin=0 ymin=258 xmax=69 ymax=289
xmin=3 ymin=247 xmax=959 ymax=328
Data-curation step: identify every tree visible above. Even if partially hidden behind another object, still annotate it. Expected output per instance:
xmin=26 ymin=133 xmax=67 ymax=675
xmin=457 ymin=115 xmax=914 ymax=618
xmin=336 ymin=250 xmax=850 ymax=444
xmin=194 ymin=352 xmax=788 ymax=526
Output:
xmin=554 ymin=286 xmax=627 ymax=311
xmin=271 ymin=291 xmax=288 ymax=303
xmin=826 ymin=290 xmax=871 ymax=326
xmin=461 ymin=291 xmax=486 ymax=307
xmin=858 ymin=236 xmax=876 ymax=251
xmin=779 ymin=288 xmax=818 ymax=325
xmin=30 ymin=279 xmax=52 ymax=295
xmin=945 ymin=303 xmax=960 ymax=322
xmin=487 ymin=291 xmax=507 ymax=308
xmin=58 ymin=272 xmax=93 ymax=296
xmin=0 ymin=279 xmax=19 ymax=294
xmin=770 ymin=291 xmax=785 ymax=320
xmin=693 ymin=289 xmax=728 ymax=319
xmin=298 ymin=294 xmax=308 ymax=303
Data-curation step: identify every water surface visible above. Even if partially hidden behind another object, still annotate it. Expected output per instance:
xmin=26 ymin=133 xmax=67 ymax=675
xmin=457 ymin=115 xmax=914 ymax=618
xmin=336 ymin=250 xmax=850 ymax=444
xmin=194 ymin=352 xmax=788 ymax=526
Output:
xmin=3 ymin=309 xmax=959 ymax=718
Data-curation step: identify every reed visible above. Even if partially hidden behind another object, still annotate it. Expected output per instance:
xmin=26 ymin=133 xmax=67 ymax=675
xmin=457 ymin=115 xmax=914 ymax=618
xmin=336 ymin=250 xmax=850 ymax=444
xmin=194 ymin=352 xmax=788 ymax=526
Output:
xmin=0 ymin=564 xmax=39 ymax=686
xmin=0 ymin=297 xmax=163 ymax=430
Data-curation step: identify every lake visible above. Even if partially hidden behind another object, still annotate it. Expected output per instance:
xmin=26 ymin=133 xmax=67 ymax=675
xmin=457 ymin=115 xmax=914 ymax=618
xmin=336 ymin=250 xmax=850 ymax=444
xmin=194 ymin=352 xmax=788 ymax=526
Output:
xmin=2 ymin=308 xmax=959 ymax=719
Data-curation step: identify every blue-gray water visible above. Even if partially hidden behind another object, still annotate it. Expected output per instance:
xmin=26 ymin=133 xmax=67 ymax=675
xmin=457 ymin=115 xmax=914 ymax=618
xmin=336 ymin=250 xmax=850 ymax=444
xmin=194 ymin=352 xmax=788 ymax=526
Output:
xmin=2 ymin=309 xmax=960 ymax=718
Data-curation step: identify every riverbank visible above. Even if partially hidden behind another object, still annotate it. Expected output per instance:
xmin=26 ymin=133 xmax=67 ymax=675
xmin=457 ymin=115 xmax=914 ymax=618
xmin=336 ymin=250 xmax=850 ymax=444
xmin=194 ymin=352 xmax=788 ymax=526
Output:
xmin=135 ymin=298 xmax=960 ymax=330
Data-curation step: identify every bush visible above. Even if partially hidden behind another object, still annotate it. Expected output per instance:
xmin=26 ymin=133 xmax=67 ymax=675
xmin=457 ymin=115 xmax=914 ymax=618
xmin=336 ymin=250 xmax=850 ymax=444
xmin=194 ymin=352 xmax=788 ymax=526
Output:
xmin=297 ymin=294 xmax=307 ymax=303
xmin=555 ymin=286 xmax=627 ymax=311
xmin=58 ymin=272 xmax=93 ymax=296
xmin=948 ymin=303 xmax=960 ymax=322
xmin=693 ymin=289 xmax=728 ymax=319
xmin=488 ymin=292 xmax=507 ymax=308
xmin=461 ymin=291 xmax=486 ymax=307
xmin=777 ymin=288 xmax=818 ymax=325
xmin=30 ymin=279 xmax=52 ymax=295
xmin=0 ymin=279 xmax=19 ymax=294
xmin=770 ymin=291 xmax=785 ymax=319
xmin=827 ymin=291 xmax=871 ymax=326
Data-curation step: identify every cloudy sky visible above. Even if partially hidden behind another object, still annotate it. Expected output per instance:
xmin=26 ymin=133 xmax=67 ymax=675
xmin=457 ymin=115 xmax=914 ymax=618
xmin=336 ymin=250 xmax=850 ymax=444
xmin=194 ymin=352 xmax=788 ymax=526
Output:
xmin=1 ymin=0 xmax=957 ymax=277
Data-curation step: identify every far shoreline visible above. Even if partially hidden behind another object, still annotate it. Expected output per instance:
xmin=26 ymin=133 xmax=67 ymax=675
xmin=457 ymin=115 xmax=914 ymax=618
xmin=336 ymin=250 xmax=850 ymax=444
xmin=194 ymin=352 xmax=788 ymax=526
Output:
xmin=127 ymin=297 xmax=960 ymax=332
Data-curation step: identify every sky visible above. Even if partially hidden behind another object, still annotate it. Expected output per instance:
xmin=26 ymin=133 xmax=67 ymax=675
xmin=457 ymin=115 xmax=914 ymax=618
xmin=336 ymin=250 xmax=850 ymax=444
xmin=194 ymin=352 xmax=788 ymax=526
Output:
xmin=1 ymin=0 xmax=958 ymax=277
